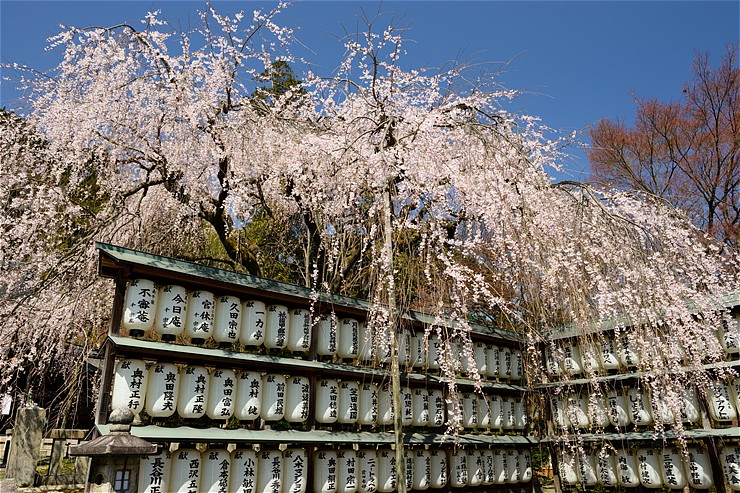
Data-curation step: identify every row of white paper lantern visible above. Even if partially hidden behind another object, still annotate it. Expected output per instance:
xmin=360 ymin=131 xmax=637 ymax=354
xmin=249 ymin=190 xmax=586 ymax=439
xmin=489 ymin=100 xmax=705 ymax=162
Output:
xmin=551 ymin=380 xmax=740 ymax=430
xmin=121 ymin=279 xmax=525 ymax=380
xmin=112 ymin=359 xmax=527 ymax=429
xmin=139 ymin=446 xmax=533 ymax=493
xmin=559 ymin=446 xmax=730 ymax=490
xmin=546 ymin=321 xmax=740 ymax=377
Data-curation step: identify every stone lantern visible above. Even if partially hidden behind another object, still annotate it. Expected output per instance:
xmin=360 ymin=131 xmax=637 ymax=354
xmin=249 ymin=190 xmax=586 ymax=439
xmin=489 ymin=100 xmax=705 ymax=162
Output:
xmin=69 ymin=408 xmax=158 ymax=493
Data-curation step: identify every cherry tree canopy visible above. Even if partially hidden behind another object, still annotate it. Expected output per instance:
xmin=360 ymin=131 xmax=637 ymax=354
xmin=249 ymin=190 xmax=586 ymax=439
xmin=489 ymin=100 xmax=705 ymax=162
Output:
xmin=1 ymin=6 xmax=737 ymax=433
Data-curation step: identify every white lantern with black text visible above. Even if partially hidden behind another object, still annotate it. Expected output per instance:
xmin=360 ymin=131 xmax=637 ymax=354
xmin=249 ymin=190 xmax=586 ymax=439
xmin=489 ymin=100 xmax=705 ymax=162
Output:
xmin=357 ymin=450 xmax=378 ymax=493
xmin=599 ymin=336 xmax=621 ymax=371
xmin=467 ymin=449 xmax=482 ymax=487
xmin=502 ymin=397 xmax=515 ymax=430
xmin=659 ymin=448 xmax=688 ymax=490
xmin=562 ymin=342 xmax=583 ymax=375
xmin=514 ymin=396 xmax=527 ymax=430
xmin=337 ymin=449 xmax=358 ymax=493
xmin=707 ymin=382 xmax=738 ymax=422
xmin=241 ymin=300 xmax=266 ymax=347
xmin=490 ymin=395 xmax=504 ymax=429
xmin=413 ymin=449 xmax=431 ymax=491
xmin=122 ymin=279 xmax=157 ymax=336
xmin=686 ymin=447 xmax=713 ymax=489
xmin=499 ymin=346 xmax=512 ymax=379
xmin=283 ymin=448 xmax=307 ymax=493
xmin=201 ymin=448 xmax=231 ymax=493
xmin=427 ymin=333 xmax=441 ymax=370
xmin=288 ymin=308 xmax=311 ymax=353
xmin=576 ymin=453 xmax=597 ymax=487
xmin=486 ymin=344 xmax=500 ymax=378
xmin=559 ymin=453 xmax=579 ymax=486
xmin=377 ymin=450 xmax=397 ymax=493
xmin=377 ymin=384 xmax=394 ymax=426
xmin=358 ymin=383 xmax=378 ymax=426
xmin=230 ymin=449 xmax=258 ymax=493
xmin=720 ymin=314 xmax=740 ymax=353
xmin=206 ymin=368 xmax=236 ymax=420
xmin=235 ymin=371 xmax=261 ymax=421
xmin=636 ymin=448 xmax=662 ymax=488
xmin=615 ymin=449 xmax=640 ymax=487
xmin=261 ymin=374 xmax=286 ymax=421
xmin=154 ymin=284 xmax=187 ymax=341
xmin=720 ymin=446 xmax=740 ymax=491
xmin=430 ymin=389 xmax=445 ymax=427
xmin=493 ymin=449 xmax=508 ymax=484
xmin=213 ymin=295 xmax=241 ymax=345
xmin=338 ymin=318 xmax=360 ymax=359
xmin=474 ymin=342 xmax=487 ymax=374
xmin=449 ymin=450 xmax=468 ymax=488
xmin=138 ymin=448 xmax=170 ymax=493
xmin=338 ymin=380 xmax=360 ymax=424
xmin=316 ymin=314 xmax=338 ymax=356
xmin=506 ymin=449 xmax=520 ymax=484
xmin=111 ymin=359 xmax=148 ymax=415
xmin=430 ymin=449 xmax=447 ymax=489
xmin=462 ymin=392 xmax=479 ymax=429
xmin=256 ymin=449 xmax=282 ymax=493
xmin=358 ymin=321 xmax=374 ymax=362
xmin=627 ymin=387 xmax=653 ymax=425
xmin=519 ymin=450 xmax=532 ymax=483
xmin=285 ymin=376 xmax=310 ymax=423
xmin=265 ymin=305 xmax=289 ymax=349
xmin=170 ymin=448 xmax=201 ymax=493
xmin=177 ymin=365 xmax=209 ymax=419
xmin=594 ymin=449 xmax=617 ymax=487
xmin=606 ymin=388 xmax=630 ymax=427
xmin=511 ymin=350 xmax=523 ymax=380
xmin=315 ymin=379 xmax=339 ymax=424
xmin=184 ymin=290 xmax=215 ymax=344
xmin=618 ymin=332 xmax=640 ymax=367
xmin=411 ymin=388 xmax=430 ymax=427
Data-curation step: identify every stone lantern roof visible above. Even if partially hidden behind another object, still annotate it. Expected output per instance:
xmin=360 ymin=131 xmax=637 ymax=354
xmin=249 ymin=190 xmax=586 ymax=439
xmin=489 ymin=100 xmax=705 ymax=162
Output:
xmin=69 ymin=408 xmax=158 ymax=457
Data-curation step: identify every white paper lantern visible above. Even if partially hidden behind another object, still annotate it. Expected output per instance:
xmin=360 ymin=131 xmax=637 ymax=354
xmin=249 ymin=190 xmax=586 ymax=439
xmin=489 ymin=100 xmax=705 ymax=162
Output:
xmin=594 ymin=449 xmax=617 ymax=486
xmin=606 ymin=388 xmax=630 ymax=427
xmin=138 ymin=448 xmax=170 ymax=493
xmin=502 ymin=397 xmax=516 ymax=430
xmin=154 ymin=284 xmax=187 ymax=341
xmin=574 ymin=395 xmax=592 ymax=429
xmin=401 ymin=386 xmax=413 ymax=426
xmin=170 ymin=448 xmax=201 ymax=493
xmin=559 ymin=453 xmax=579 ymax=486
xmin=550 ymin=395 xmax=566 ymax=429
xmin=506 ymin=449 xmax=520 ymax=484
xmin=478 ymin=395 xmax=492 ymax=429
xmin=315 ymin=379 xmax=339 ymax=424
xmin=111 ymin=359 xmax=148 ymax=415
xmin=485 ymin=344 xmax=500 ymax=378
xmin=230 ymin=449 xmax=258 ymax=493
xmin=287 ymin=308 xmax=311 ymax=353
xmin=375 ymin=326 xmax=392 ymax=365
xmin=599 ymin=336 xmax=622 ymax=371
xmin=213 ymin=295 xmax=241 ymax=345
xmin=357 ymin=321 xmax=374 ymax=362
xmin=519 ymin=450 xmax=532 ymax=483
xmin=627 ymin=387 xmax=653 ymax=426
xmin=338 ymin=381 xmax=360 ymax=424
xmin=265 ymin=304 xmax=289 ymax=349
xmin=466 ymin=449 xmax=483 ymax=487
xmin=358 ymin=383 xmax=378 ymax=426
xmin=474 ymin=342 xmax=487 ymax=374
xmin=241 ymin=300 xmax=266 ymax=347
xmin=659 ymin=448 xmax=687 ymax=490
xmin=490 ymin=395 xmax=504 ymax=429
xmin=429 ymin=449 xmax=447 ymax=489
xmin=562 ymin=342 xmax=583 ymax=375
xmin=282 ymin=448 xmax=307 ymax=493
xmin=586 ymin=394 xmax=610 ymax=428
xmin=618 ymin=332 xmax=640 ymax=367
xmin=412 ymin=449 xmax=431 ymax=490
xmin=720 ymin=314 xmax=740 ymax=353
xmin=201 ymin=448 xmax=231 ymax=493
xmin=707 ymin=381 xmax=738 ymax=422
xmin=122 ymin=279 xmax=157 ymax=336
xmin=686 ymin=447 xmax=713 ymax=489
xmin=411 ymin=334 xmax=429 ymax=369
xmin=235 ymin=371 xmax=261 ymax=421
xmin=261 ymin=374 xmax=286 ymax=421
xmin=256 ymin=449 xmax=282 ymax=493
xmin=207 ymin=368 xmax=236 ymax=420
xmin=377 ymin=383 xmax=394 ymax=426
xmin=430 ymin=389 xmax=446 ymax=427
xmin=577 ymin=453 xmax=597 ymax=487
xmin=427 ymin=333 xmax=441 ymax=370
xmin=462 ymin=392 xmax=479 ymax=429
xmin=730 ymin=378 xmax=740 ymax=413
xmin=337 ymin=449 xmax=358 ymax=493
xmin=398 ymin=330 xmax=412 ymax=368
xmin=511 ymin=349 xmax=524 ymax=380
xmin=720 ymin=446 xmax=740 ymax=491
xmin=580 ymin=343 xmax=600 ymax=374
xmin=177 ymin=365 xmax=209 ymax=419
xmin=449 ymin=450 xmax=468 ymax=488
xmin=636 ymin=448 xmax=662 ymax=488
xmin=357 ymin=450 xmax=378 ymax=493
xmin=376 ymin=450 xmax=397 ymax=493
xmin=545 ymin=345 xmax=562 ymax=376
xmin=316 ymin=314 xmax=338 ymax=356
xmin=403 ymin=450 xmax=414 ymax=492
xmin=499 ymin=346 xmax=512 ymax=379
xmin=481 ymin=449 xmax=494 ymax=485
xmin=338 ymin=318 xmax=360 ymax=359
xmin=411 ymin=387 xmax=430 ymax=427
xmin=285 ymin=376 xmax=310 ymax=423
xmin=493 ymin=449 xmax=508 ymax=484
xmin=615 ymin=449 xmax=640 ymax=487
xmin=184 ymin=290 xmax=215 ymax=343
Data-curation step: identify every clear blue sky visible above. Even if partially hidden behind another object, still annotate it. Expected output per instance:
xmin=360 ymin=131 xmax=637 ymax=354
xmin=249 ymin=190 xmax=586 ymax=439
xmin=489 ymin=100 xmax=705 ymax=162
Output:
xmin=1 ymin=1 xmax=738 ymax=180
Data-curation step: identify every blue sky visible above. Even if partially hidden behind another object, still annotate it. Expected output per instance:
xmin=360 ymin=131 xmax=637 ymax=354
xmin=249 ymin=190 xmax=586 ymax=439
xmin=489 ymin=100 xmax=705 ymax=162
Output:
xmin=1 ymin=1 xmax=738 ymax=180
